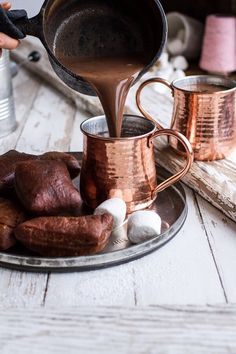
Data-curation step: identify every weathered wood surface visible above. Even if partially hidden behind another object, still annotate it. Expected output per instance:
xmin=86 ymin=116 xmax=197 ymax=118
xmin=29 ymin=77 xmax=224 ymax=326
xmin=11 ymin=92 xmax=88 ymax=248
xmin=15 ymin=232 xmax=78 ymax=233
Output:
xmin=1 ymin=305 xmax=236 ymax=354
xmin=196 ymin=195 xmax=236 ymax=303
xmin=12 ymin=38 xmax=236 ymax=222
xmin=0 ymin=50 xmax=236 ymax=309
xmin=44 ymin=188 xmax=226 ymax=307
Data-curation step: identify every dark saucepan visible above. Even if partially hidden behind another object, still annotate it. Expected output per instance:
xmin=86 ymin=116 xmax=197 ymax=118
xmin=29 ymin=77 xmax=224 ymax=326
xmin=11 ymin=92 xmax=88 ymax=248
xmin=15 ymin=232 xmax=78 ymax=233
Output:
xmin=0 ymin=0 xmax=167 ymax=96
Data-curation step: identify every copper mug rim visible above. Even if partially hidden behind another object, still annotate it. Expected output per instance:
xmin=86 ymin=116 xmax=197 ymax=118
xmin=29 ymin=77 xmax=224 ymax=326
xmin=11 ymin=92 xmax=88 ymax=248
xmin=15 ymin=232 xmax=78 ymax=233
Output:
xmin=137 ymin=76 xmax=236 ymax=103
xmin=80 ymin=114 xmax=157 ymax=141
xmin=172 ymin=75 xmax=236 ymax=94
xmin=136 ymin=75 xmax=236 ymax=129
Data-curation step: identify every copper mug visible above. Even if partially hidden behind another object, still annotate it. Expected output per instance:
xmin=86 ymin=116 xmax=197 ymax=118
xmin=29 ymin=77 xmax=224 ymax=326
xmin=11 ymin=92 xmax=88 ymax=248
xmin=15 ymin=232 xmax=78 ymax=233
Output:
xmin=136 ymin=75 xmax=236 ymax=161
xmin=80 ymin=115 xmax=193 ymax=213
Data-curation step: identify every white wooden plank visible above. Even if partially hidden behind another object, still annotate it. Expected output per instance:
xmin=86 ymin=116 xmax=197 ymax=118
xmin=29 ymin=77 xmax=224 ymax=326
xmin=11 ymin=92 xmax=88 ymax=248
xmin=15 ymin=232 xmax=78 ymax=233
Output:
xmin=196 ymin=195 xmax=236 ymax=303
xmin=0 ymin=270 xmax=47 ymax=308
xmin=132 ymin=188 xmax=226 ymax=305
xmin=1 ymin=305 xmax=236 ymax=354
xmin=16 ymin=83 xmax=76 ymax=154
xmin=45 ymin=263 xmax=135 ymax=306
xmin=13 ymin=65 xmax=39 ymax=89
xmin=70 ymin=109 xmax=91 ymax=152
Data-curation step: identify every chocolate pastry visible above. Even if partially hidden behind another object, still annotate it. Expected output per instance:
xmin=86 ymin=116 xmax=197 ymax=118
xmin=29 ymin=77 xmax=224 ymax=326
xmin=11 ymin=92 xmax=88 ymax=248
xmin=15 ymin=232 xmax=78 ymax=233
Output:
xmin=15 ymin=213 xmax=113 ymax=257
xmin=0 ymin=197 xmax=25 ymax=250
xmin=15 ymin=160 xmax=81 ymax=215
xmin=0 ymin=150 xmax=80 ymax=195
xmin=0 ymin=150 xmax=38 ymax=194
xmin=41 ymin=152 xmax=80 ymax=179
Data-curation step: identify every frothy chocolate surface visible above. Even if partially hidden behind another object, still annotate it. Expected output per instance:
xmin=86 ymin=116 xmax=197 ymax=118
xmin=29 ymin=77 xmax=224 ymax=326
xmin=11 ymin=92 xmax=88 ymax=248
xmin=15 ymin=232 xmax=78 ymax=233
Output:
xmin=187 ymin=83 xmax=228 ymax=93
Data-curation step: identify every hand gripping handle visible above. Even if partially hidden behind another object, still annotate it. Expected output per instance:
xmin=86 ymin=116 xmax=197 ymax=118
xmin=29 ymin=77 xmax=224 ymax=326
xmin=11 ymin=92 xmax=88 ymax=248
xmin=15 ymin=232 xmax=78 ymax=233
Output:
xmin=0 ymin=7 xmax=41 ymax=39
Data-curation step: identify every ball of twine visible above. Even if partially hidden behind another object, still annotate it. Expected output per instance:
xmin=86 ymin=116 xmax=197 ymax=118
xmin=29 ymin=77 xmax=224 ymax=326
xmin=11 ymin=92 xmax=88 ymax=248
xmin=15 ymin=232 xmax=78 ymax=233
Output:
xmin=200 ymin=15 xmax=236 ymax=74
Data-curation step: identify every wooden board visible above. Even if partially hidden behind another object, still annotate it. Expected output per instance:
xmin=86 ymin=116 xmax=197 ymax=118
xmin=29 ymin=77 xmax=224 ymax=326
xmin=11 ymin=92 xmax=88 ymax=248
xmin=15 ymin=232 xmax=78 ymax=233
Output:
xmin=11 ymin=38 xmax=236 ymax=222
xmin=1 ymin=305 xmax=236 ymax=354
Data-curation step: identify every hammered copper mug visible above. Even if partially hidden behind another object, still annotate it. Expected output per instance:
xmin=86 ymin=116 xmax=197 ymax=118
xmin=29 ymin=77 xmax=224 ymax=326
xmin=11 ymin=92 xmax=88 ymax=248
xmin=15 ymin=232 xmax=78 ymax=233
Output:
xmin=80 ymin=115 xmax=193 ymax=213
xmin=136 ymin=75 xmax=236 ymax=161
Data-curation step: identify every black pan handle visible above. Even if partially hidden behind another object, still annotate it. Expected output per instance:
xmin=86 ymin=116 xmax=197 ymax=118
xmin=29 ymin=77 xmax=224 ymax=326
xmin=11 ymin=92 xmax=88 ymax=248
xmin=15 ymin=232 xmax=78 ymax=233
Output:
xmin=0 ymin=8 xmax=42 ymax=39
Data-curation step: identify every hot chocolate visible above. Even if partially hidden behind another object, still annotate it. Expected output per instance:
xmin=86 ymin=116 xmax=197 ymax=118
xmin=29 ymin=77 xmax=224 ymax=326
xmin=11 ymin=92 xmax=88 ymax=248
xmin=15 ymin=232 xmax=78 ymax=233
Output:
xmin=187 ymin=83 xmax=228 ymax=93
xmin=0 ymin=0 xmax=167 ymax=136
xmin=59 ymin=55 xmax=145 ymax=137
xmin=54 ymin=1 xmax=155 ymax=137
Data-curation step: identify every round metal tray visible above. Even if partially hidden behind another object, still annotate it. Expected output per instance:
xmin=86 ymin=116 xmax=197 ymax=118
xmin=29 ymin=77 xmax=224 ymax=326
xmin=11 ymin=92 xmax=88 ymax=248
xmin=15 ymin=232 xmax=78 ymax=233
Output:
xmin=0 ymin=166 xmax=187 ymax=272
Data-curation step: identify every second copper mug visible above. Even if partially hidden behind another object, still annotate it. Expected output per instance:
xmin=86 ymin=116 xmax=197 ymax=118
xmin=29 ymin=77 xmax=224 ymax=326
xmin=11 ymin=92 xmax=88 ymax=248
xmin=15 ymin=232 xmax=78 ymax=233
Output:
xmin=136 ymin=75 xmax=236 ymax=161
xmin=80 ymin=115 xmax=193 ymax=213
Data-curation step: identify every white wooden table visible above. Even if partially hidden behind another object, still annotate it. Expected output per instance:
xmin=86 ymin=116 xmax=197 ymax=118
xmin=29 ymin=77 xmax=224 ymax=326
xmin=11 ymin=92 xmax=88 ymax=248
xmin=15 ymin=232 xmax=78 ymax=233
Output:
xmin=1 ymin=67 xmax=236 ymax=353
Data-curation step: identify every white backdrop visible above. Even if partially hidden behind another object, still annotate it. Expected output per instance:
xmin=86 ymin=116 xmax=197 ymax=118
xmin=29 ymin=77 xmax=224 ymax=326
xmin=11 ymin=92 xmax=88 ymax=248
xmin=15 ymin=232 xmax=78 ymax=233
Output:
xmin=10 ymin=0 xmax=44 ymax=17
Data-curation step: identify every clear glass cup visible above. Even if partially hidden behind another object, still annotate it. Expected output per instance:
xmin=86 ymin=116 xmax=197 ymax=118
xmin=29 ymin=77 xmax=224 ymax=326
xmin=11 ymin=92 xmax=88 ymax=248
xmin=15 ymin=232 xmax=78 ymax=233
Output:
xmin=0 ymin=49 xmax=16 ymax=138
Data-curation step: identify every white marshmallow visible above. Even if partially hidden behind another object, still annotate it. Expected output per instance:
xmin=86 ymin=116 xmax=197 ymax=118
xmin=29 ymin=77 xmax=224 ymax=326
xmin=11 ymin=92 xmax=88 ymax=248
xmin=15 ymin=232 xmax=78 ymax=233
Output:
xmin=127 ymin=211 xmax=162 ymax=244
xmin=154 ymin=64 xmax=174 ymax=94
xmin=158 ymin=62 xmax=174 ymax=78
xmin=158 ymin=52 xmax=169 ymax=69
xmin=171 ymin=56 xmax=189 ymax=71
xmin=94 ymin=198 xmax=126 ymax=229
xmin=167 ymin=38 xmax=184 ymax=56
xmin=170 ymin=69 xmax=186 ymax=82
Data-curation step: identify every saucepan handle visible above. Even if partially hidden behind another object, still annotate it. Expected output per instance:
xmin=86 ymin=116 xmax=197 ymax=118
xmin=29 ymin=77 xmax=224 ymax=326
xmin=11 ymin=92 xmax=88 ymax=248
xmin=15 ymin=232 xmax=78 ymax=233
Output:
xmin=149 ymin=129 xmax=194 ymax=195
xmin=0 ymin=7 xmax=42 ymax=39
xmin=136 ymin=77 xmax=173 ymax=130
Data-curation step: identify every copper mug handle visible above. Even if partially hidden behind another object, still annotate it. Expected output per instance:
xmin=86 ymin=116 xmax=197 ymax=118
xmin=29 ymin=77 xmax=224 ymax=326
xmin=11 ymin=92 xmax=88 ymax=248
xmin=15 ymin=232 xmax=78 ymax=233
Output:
xmin=149 ymin=128 xmax=193 ymax=195
xmin=136 ymin=77 xmax=193 ymax=194
xmin=136 ymin=77 xmax=173 ymax=129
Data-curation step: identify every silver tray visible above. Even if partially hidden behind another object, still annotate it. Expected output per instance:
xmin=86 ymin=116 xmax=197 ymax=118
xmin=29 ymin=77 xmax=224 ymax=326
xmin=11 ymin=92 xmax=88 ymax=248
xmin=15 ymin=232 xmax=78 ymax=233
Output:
xmin=0 ymin=154 xmax=187 ymax=272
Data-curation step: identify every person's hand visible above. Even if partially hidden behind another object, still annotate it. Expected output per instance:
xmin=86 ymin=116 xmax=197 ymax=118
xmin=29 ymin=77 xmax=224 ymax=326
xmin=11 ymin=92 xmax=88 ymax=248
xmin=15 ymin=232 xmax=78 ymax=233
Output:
xmin=0 ymin=2 xmax=20 ymax=50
